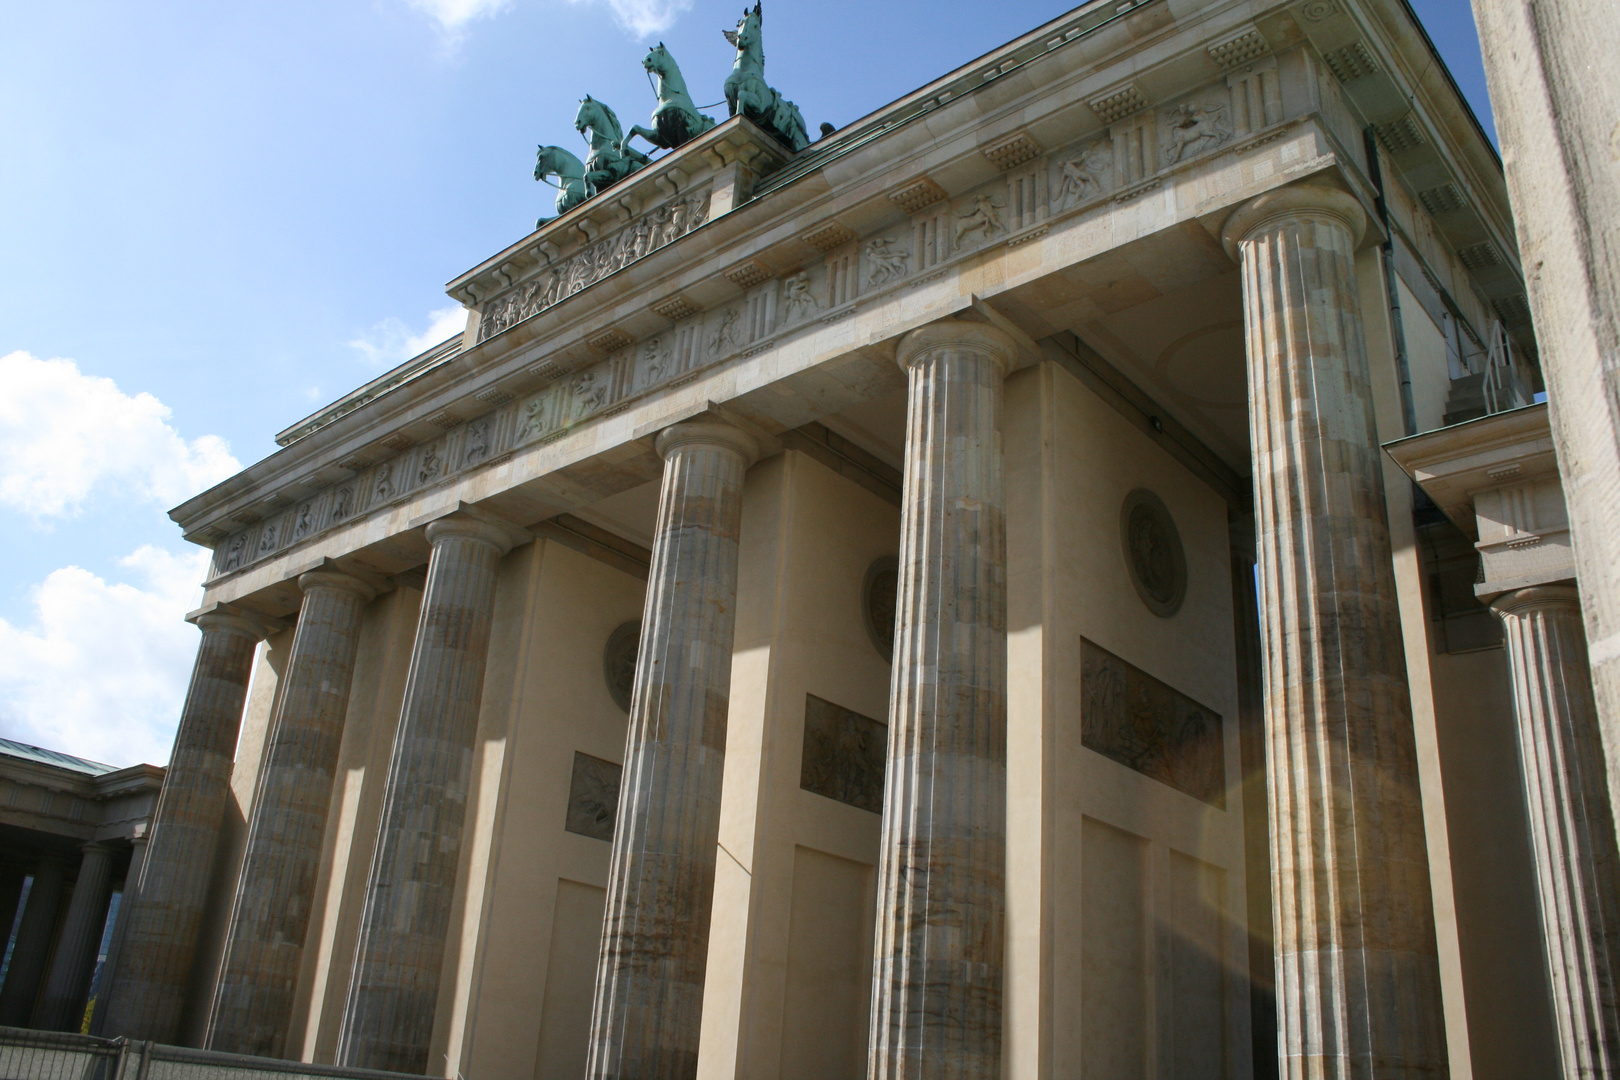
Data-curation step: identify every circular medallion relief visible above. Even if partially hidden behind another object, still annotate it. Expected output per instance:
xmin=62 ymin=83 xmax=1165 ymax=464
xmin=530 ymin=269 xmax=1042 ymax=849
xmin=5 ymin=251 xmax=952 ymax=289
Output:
xmin=603 ymin=621 xmax=641 ymax=712
xmin=863 ymin=556 xmax=900 ymax=662
xmin=1120 ymin=489 xmax=1187 ymax=618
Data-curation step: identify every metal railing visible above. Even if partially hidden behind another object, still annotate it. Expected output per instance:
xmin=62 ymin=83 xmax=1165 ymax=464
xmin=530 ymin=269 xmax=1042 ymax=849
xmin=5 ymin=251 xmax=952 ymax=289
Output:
xmin=0 ymin=1029 xmax=424 ymax=1080
xmin=1481 ymin=318 xmax=1533 ymax=416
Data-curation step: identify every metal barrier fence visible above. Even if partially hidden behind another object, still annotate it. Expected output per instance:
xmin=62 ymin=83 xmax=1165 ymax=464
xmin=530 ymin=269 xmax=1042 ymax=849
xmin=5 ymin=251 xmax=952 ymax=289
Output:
xmin=0 ymin=1029 xmax=424 ymax=1080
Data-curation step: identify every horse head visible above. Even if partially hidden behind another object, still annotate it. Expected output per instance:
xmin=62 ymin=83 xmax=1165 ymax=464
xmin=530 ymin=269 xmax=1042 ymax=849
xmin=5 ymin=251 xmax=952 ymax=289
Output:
xmin=643 ymin=42 xmax=673 ymax=76
xmin=725 ymin=3 xmax=761 ymax=53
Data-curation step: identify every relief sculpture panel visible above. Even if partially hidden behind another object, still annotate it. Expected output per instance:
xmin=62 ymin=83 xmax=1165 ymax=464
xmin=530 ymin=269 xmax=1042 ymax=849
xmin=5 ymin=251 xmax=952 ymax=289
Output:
xmin=478 ymin=186 xmax=712 ymax=342
xmin=565 ymin=751 xmax=623 ymax=841
xmin=1080 ymin=638 xmax=1225 ymax=808
xmin=800 ymin=694 xmax=887 ymax=814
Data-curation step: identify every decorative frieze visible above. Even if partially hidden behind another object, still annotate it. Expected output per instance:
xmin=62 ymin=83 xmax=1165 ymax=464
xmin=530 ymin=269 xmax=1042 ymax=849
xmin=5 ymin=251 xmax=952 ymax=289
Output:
xmin=477 ymin=186 xmax=711 ymax=343
xmin=1418 ymin=181 xmax=1465 ymax=215
xmin=724 ymin=260 xmax=771 ymax=289
xmin=1322 ymin=40 xmax=1379 ymax=81
xmin=1080 ymin=638 xmax=1225 ymax=807
xmin=1374 ymin=111 xmax=1426 ymax=152
xmin=887 ymin=176 xmax=947 ymax=214
xmin=586 ymin=328 xmax=632 ymax=354
xmin=1207 ymin=25 xmax=1269 ymax=68
xmin=1457 ymin=242 xmax=1503 ymax=270
xmin=981 ymin=131 xmax=1044 ymax=171
xmin=651 ymin=295 xmax=699 ymax=322
xmin=1089 ymin=83 xmax=1149 ymax=124
xmin=798 ymin=221 xmax=857 ymax=252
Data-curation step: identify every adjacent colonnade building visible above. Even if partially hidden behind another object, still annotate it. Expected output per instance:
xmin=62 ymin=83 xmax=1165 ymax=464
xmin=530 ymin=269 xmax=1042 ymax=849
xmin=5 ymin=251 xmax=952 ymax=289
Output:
xmin=89 ymin=0 xmax=1614 ymax=1076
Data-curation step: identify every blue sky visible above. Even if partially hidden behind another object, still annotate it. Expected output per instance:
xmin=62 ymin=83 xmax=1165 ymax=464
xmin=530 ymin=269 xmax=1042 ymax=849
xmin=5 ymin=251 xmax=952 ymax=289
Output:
xmin=0 ymin=0 xmax=1497 ymax=767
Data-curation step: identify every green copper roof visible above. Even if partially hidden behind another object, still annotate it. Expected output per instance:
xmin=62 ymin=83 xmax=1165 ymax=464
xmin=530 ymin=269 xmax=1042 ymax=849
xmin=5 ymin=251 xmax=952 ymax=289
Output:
xmin=0 ymin=739 xmax=117 ymax=777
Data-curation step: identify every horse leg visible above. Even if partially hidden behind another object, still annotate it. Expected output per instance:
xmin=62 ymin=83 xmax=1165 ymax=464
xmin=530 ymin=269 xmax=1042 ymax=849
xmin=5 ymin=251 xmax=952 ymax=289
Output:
xmin=626 ymin=124 xmax=666 ymax=152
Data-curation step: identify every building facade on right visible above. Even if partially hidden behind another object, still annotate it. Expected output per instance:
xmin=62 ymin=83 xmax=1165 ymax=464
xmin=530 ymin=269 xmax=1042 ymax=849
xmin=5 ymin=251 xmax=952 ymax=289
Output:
xmin=67 ymin=0 xmax=1620 ymax=1078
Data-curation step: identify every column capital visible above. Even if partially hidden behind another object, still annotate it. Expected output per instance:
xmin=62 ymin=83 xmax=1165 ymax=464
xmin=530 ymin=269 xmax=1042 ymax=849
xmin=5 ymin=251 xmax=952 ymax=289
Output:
xmin=894 ymin=319 xmax=1018 ymax=376
xmin=1220 ymin=181 xmax=1367 ymax=261
xmin=191 ymin=609 xmax=268 ymax=643
xmin=421 ymin=508 xmax=528 ymax=556
xmin=1492 ymin=583 xmax=1582 ymax=618
xmin=297 ymin=568 xmax=380 ymax=603
xmin=655 ymin=418 xmax=760 ymax=467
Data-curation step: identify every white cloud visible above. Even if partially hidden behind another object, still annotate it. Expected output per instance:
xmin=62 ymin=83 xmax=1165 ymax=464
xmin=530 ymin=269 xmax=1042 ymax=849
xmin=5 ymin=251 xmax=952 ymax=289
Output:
xmin=405 ymin=0 xmax=513 ymax=30
xmin=348 ymin=305 xmax=467 ymax=370
xmin=0 ymin=545 xmax=213 ymax=769
xmin=0 ymin=351 xmax=240 ymax=520
xmin=569 ymin=0 xmax=692 ymax=36
xmin=403 ymin=0 xmax=686 ymax=40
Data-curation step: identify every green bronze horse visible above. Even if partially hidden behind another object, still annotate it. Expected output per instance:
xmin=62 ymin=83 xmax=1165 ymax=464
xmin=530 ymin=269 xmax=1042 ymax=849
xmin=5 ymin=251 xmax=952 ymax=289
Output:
xmin=533 ymin=144 xmax=588 ymax=227
xmin=575 ymin=95 xmax=649 ymax=194
xmin=722 ymin=3 xmax=809 ymax=151
xmin=627 ymin=43 xmax=716 ymax=153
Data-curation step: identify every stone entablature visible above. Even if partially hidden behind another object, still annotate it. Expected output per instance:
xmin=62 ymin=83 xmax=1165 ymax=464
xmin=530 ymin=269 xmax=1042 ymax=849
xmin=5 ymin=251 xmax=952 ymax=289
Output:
xmin=173 ymin=0 xmax=1527 ymax=601
xmin=1385 ymin=402 xmax=1572 ymax=600
xmin=0 ymin=755 xmax=163 ymax=845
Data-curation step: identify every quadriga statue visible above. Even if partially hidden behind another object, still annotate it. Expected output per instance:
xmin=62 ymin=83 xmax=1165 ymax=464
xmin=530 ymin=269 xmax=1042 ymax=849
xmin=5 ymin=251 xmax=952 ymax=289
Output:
xmin=626 ymin=43 xmax=717 ymax=153
xmin=533 ymin=145 xmax=589 ymax=227
xmin=575 ymin=95 xmax=649 ymax=194
xmin=723 ymin=3 xmax=809 ymax=151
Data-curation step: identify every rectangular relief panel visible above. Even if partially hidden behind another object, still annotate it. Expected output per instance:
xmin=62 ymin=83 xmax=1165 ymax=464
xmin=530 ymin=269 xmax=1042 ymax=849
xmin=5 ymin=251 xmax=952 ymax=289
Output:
xmin=800 ymin=694 xmax=887 ymax=813
xmin=564 ymin=751 xmax=622 ymax=841
xmin=1080 ymin=639 xmax=1225 ymax=808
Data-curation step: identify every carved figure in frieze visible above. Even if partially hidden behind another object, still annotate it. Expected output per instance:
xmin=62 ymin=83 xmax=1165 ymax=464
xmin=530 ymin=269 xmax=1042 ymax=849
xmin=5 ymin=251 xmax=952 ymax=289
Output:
xmin=710 ymin=307 xmax=742 ymax=353
xmin=575 ymin=96 xmax=650 ymax=195
xmin=782 ymin=271 xmax=818 ymax=321
xmin=865 ymin=237 xmax=910 ymax=286
xmin=331 ymin=486 xmax=353 ymax=521
xmin=1057 ymin=145 xmax=1112 ymax=207
xmin=722 ymin=4 xmax=810 ymax=151
xmin=259 ymin=522 xmax=279 ymax=553
xmin=465 ymin=420 xmax=490 ymax=464
xmin=522 ymin=395 xmax=549 ymax=439
xmin=642 ymin=337 xmax=667 ymax=382
xmin=626 ymin=43 xmax=717 ymax=153
xmin=294 ymin=503 xmax=315 ymax=539
xmin=1163 ymin=100 xmax=1230 ymax=164
xmin=534 ymin=145 xmax=589 ymax=228
xmin=418 ymin=444 xmax=441 ymax=484
xmin=374 ymin=462 xmax=393 ymax=500
xmin=955 ymin=193 xmax=1007 ymax=245
xmin=572 ymin=371 xmax=608 ymax=418
xmin=222 ymin=533 xmax=246 ymax=572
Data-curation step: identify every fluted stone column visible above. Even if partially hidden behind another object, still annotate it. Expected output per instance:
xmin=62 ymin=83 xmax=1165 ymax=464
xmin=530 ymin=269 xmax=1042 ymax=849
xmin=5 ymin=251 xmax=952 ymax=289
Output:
xmin=38 ymin=843 xmax=116 ymax=1031
xmin=1492 ymin=586 xmax=1620 ymax=1077
xmin=868 ymin=321 xmax=1015 ymax=1080
xmin=209 ymin=569 xmax=378 ymax=1058
xmin=0 ymin=857 xmax=67 ymax=1025
xmin=338 ymin=513 xmax=522 ymax=1073
xmin=1467 ymin=0 xmax=1620 ymax=807
xmin=97 ymin=610 xmax=264 ymax=1043
xmin=1223 ymin=183 xmax=1446 ymax=1077
xmin=583 ymin=418 xmax=758 ymax=1080
xmin=88 ymin=836 xmax=146 ymax=1037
